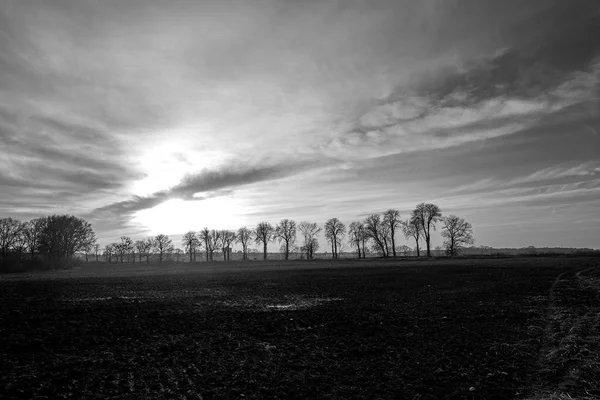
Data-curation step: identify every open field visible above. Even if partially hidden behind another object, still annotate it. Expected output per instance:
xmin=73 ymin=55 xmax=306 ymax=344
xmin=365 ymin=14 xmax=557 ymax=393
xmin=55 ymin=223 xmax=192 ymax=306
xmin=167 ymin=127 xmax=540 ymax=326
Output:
xmin=1 ymin=257 xmax=599 ymax=399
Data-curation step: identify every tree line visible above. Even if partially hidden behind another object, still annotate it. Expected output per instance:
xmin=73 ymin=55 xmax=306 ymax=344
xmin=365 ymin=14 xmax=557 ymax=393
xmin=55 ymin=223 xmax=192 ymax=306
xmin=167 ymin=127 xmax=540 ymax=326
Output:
xmin=0 ymin=203 xmax=475 ymax=270
xmin=0 ymin=214 xmax=96 ymax=270
xmin=101 ymin=203 xmax=475 ymax=263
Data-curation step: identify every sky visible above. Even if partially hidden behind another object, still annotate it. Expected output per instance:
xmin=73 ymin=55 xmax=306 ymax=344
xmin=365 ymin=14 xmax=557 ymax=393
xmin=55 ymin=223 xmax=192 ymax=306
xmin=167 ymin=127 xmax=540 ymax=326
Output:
xmin=0 ymin=0 xmax=599 ymax=250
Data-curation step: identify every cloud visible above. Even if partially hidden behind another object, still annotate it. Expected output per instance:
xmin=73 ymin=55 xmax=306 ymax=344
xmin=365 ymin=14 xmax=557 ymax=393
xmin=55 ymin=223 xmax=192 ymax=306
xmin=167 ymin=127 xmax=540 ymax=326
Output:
xmin=91 ymin=160 xmax=323 ymax=219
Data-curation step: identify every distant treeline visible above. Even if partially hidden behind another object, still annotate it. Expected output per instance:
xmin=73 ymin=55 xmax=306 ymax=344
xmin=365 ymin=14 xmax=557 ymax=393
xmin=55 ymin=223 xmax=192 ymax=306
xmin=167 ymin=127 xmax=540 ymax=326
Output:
xmin=79 ymin=203 xmax=476 ymax=266
xmin=0 ymin=215 xmax=96 ymax=272
xmin=2 ymin=206 xmax=597 ymax=272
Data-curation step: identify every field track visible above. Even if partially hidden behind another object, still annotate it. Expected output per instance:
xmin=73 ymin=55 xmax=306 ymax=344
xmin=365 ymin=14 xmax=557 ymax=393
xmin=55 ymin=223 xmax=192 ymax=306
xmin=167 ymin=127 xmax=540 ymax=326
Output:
xmin=1 ymin=257 xmax=599 ymax=399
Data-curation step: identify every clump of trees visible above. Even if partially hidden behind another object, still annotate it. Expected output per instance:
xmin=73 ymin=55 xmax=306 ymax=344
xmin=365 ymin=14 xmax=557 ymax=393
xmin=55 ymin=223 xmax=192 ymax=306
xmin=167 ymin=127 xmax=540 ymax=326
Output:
xmin=0 ymin=202 xmax=477 ymax=271
xmin=0 ymin=214 xmax=97 ymax=271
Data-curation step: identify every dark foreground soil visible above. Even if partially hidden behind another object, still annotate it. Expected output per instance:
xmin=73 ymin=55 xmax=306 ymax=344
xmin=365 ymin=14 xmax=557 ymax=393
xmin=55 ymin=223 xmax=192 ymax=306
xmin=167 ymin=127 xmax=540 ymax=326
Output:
xmin=1 ymin=257 xmax=598 ymax=400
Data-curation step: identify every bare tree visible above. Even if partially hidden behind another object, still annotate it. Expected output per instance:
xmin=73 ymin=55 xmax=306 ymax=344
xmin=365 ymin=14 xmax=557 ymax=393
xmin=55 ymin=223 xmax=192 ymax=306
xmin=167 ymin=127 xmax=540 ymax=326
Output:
xmin=275 ymin=219 xmax=297 ymax=260
xmin=236 ymin=227 xmax=253 ymax=260
xmin=104 ymin=244 xmax=115 ymax=263
xmin=23 ymin=218 xmax=45 ymax=260
xmin=93 ymin=243 xmax=101 ymax=262
xmin=412 ymin=203 xmax=442 ymax=257
xmin=402 ymin=216 xmax=422 ymax=257
xmin=442 ymin=215 xmax=475 ymax=256
xmin=153 ymin=234 xmax=173 ymax=264
xmin=135 ymin=238 xmax=153 ymax=263
xmin=182 ymin=231 xmax=199 ymax=263
xmin=220 ymin=230 xmax=237 ymax=261
xmin=324 ymin=218 xmax=345 ymax=259
xmin=298 ymin=221 xmax=321 ymax=260
xmin=0 ymin=217 xmax=24 ymax=267
xmin=83 ymin=233 xmax=98 ymax=262
xmin=209 ymin=230 xmax=222 ymax=261
xmin=254 ymin=222 xmax=274 ymax=260
xmin=383 ymin=209 xmax=401 ymax=257
xmin=38 ymin=215 xmax=96 ymax=267
xmin=115 ymin=236 xmax=133 ymax=263
xmin=363 ymin=214 xmax=387 ymax=257
xmin=348 ymin=221 xmax=367 ymax=259
xmin=199 ymin=228 xmax=211 ymax=261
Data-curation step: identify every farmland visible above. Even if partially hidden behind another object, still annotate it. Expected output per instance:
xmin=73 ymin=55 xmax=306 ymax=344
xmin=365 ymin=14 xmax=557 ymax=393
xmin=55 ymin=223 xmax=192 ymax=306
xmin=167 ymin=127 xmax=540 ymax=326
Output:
xmin=1 ymin=257 xmax=599 ymax=399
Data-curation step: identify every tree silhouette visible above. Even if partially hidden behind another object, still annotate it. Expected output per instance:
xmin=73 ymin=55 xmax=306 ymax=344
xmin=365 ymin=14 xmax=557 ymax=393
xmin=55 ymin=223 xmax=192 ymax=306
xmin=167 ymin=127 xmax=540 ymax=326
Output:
xmin=348 ymin=222 xmax=367 ymax=259
xmin=442 ymin=215 xmax=475 ymax=256
xmin=412 ymin=203 xmax=442 ymax=257
xmin=182 ymin=231 xmax=199 ymax=263
xmin=324 ymin=218 xmax=345 ymax=259
xmin=37 ymin=215 xmax=96 ymax=268
xmin=0 ymin=217 xmax=25 ymax=268
xmin=199 ymin=228 xmax=211 ymax=262
xmin=135 ymin=238 xmax=153 ymax=263
xmin=153 ymin=234 xmax=173 ymax=264
xmin=236 ymin=227 xmax=253 ymax=260
xmin=383 ymin=209 xmax=401 ymax=257
xmin=220 ymin=230 xmax=236 ymax=261
xmin=116 ymin=236 xmax=133 ymax=263
xmin=254 ymin=222 xmax=274 ymax=260
xmin=275 ymin=219 xmax=297 ymax=260
xmin=402 ymin=216 xmax=422 ymax=257
xmin=364 ymin=214 xmax=388 ymax=257
xmin=298 ymin=221 xmax=321 ymax=260
xmin=23 ymin=218 xmax=45 ymax=260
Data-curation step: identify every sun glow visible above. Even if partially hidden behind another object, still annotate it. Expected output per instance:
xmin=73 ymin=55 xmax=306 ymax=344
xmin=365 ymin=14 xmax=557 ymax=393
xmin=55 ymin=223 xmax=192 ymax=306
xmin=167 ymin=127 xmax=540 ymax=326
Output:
xmin=131 ymin=196 xmax=246 ymax=235
xmin=130 ymin=134 xmax=227 ymax=196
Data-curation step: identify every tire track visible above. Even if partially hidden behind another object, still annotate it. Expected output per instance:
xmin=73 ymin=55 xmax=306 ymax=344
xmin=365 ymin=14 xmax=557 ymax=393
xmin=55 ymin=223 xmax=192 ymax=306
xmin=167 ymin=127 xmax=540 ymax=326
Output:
xmin=523 ymin=266 xmax=600 ymax=399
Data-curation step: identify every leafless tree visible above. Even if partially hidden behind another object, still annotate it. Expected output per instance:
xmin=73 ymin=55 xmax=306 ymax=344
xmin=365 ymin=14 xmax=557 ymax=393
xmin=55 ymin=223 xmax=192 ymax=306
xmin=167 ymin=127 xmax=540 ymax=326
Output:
xmin=383 ymin=209 xmax=401 ymax=257
xmin=182 ymin=231 xmax=199 ymax=263
xmin=153 ymin=234 xmax=173 ymax=264
xmin=220 ymin=230 xmax=237 ymax=261
xmin=0 ymin=217 xmax=24 ymax=267
xmin=275 ymin=219 xmax=297 ymax=260
xmin=83 ymin=233 xmax=97 ymax=262
xmin=104 ymin=244 xmax=115 ymax=263
xmin=402 ymin=216 xmax=422 ymax=257
xmin=324 ymin=218 xmax=345 ymax=259
xmin=236 ymin=227 xmax=253 ymax=260
xmin=23 ymin=218 xmax=45 ymax=260
xmin=412 ymin=203 xmax=442 ymax=257
xmin=37 ymin=215 xmax=96 ymax=267
xmin=363 ymin=214 xmax=388 ymax=257
xmin=298 ymin=221 xmax=321 ymax=260
xmin=93 ymin=243 xmax=101 ymax=262
xmin=199 ymin=228 xmax=211 ymax=261
xmin=348 ymin=222 xmax=367 ymax=259
xmin=254 ymin=222 xmax=274 ymax=260
xmin=209 ymin=230 xmax=222 ymax=261
xmin=135 ymin=238 xmax=153 ymax=263
xmin=442 ymin=215 xmax=475 ymax=256
xmin=115 ymin=236 xmax=133 ymax=263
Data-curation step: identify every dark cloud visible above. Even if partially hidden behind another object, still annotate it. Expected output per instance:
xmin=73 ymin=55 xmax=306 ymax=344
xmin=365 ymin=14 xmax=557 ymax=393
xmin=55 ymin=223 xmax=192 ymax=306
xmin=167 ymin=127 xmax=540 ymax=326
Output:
xmin=91 ymin=161 xmax=311 ymax=218
xmin=412 ymin=1 xmax=600 ymax=102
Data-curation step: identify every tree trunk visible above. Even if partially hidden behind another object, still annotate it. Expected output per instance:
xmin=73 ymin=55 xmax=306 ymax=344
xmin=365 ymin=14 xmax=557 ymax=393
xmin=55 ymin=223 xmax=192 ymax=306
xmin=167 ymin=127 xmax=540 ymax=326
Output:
xmin=415 ymin=240 xmax=420 ymax=257
xmin=391 ymin=234 xmax=396 ymax=257
xmin=356 ymin=242 xmax=361 ymax=259
xmin=263 ymin=241 xmax=267 ymax=260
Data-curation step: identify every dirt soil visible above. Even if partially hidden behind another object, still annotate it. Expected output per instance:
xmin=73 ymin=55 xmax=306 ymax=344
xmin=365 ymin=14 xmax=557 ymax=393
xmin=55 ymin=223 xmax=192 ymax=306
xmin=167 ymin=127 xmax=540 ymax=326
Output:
xmin=1 ymin=257 xmax=598 ymax=400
